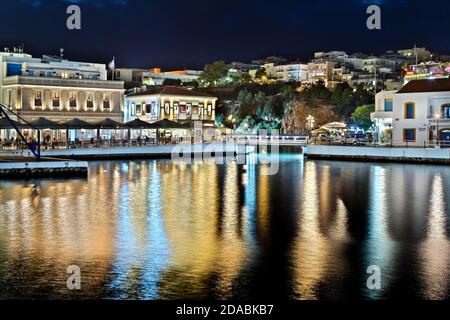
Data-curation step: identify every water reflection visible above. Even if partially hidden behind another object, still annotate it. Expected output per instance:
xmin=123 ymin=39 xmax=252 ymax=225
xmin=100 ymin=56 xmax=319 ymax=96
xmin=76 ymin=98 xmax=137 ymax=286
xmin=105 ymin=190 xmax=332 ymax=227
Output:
xmin=419 ymin=174 xmax=450 ymax=300
xmin=0 ymin=157 xmax=449 ymax=300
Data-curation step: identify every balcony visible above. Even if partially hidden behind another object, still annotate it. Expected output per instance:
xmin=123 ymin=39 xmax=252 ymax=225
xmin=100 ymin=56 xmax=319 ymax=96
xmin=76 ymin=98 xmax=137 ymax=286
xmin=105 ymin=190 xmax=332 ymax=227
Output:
xmin=371 ymin=110 xmax=394 ymax=121
xmin=3 ymin=76 xmax=124 ymax=90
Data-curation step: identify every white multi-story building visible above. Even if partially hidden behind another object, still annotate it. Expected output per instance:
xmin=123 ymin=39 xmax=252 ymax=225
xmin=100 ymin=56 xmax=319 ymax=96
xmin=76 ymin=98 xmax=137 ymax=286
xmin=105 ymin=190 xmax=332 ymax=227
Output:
xmin=273 ymin=63 xmax=309 ymax=82
xmin=125 ymin=86 xmax=217 ymax=125
xmin=258 ymin=63 xmax=308 ymax=83
xmin=307 ymin=61 xmax=337 ymax=87
xmin=0 ymin=50 xmax=124 ymax=123
xmin=313 ymin=51 xmax=348 ymax=62
xmin=372 ymin=78 xmax=450 ymax=147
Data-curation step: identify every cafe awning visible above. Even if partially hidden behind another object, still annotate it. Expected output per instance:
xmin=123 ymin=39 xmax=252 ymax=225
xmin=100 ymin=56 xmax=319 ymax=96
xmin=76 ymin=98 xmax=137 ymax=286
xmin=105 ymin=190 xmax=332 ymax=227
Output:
xmin=30 ymin=117 xmax=65 ymax=129
xmin=124 ymin=119 xmax=156 ymax=129
xmin=94 ymin=118 xmax=127 ymax=129
xmin=152 ymin=118 xmax=189 ymax=129
xmin=60 ymin=118 xmax=96 ymax=130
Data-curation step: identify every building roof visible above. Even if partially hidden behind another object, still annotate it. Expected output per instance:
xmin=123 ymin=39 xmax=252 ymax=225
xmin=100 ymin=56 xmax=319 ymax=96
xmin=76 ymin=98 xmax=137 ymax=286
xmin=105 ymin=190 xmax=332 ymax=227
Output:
xmin=127 ymin=86 xmax=216 ymax=98
xmin=397 ymin=78 xmax=450 ymax=94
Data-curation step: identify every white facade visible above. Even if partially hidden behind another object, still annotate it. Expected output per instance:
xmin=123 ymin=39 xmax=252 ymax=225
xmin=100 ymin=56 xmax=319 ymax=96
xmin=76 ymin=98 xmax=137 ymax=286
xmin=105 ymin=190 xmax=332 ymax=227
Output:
xmin=124 ymin=87 xmax=217 ymax=124
xmin=372 ymin=79 xmax=450 ymax=147
xmin=372 ymin=90 xmax=395 ymax=144
xmin=273 ymin=63 xmax=309 ymax=82
xmin=0 ymin=51 xmax=124 ymax=123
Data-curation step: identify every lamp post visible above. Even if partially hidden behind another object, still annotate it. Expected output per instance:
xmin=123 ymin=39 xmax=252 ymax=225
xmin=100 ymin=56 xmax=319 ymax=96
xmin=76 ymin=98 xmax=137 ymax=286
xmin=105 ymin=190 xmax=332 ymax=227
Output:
xmin=306 ymin=115 xmax=315 ymax=134
xmin=435 ymin=112 xmax=441 ymax=147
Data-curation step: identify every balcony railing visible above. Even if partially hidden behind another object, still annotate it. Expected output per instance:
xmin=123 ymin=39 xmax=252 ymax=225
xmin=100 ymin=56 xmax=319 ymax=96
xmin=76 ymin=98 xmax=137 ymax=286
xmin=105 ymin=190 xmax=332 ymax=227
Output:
xmin=3 ymin=76 xmax=124 ymax=90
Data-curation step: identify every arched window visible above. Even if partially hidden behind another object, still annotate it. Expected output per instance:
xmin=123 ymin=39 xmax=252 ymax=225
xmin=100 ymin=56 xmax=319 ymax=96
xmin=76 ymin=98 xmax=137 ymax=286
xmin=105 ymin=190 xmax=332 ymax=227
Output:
xmin=442 ymin=104 xmax=450 ymax=119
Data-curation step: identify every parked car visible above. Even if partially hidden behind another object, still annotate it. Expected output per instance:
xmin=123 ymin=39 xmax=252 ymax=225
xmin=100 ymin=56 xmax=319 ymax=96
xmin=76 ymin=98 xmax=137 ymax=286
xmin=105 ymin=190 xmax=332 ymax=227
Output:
xmin=337 ymin=134 xmax=369 ymax=146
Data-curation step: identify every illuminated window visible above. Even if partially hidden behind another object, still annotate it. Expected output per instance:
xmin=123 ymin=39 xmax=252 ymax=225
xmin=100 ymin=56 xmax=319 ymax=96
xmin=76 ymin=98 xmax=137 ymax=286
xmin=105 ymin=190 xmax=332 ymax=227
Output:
xmin=87 ymin=93 xmax=94 ymax=109
xmin=207 ymin=104 xmax=213 ymax=116
xmin=187 ymin=103 xmax=192 ymax=117
xmin=403 ymin=129 xmax=416 ymax=142
xmin=103 ymin=93 xmax=110 ymax=109
xmin=164 ymin=102 xmax=170 ymax=115
xmin=34 ymin=90 xmax=42 ymax=107
xmin=53 ymin=91 xmax=60 ymax=108
xmin=69 ymin=92 xmax=77 ymax=108
xmin=173 ymin=102 xmax=179 ymax=119
xmin=404 ymin=102 xmax=415 ymax=119
xmin=131 ymin=103 xmax=136 ymax=116
xmin=136 ymin=104 xmax=142 ymax=115
xmin=145 ymin=104 xmax=152 ymax=114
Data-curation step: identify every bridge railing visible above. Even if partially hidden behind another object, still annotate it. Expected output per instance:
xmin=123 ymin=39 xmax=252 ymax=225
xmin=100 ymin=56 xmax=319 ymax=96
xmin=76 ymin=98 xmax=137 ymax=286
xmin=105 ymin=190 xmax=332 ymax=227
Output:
xmin=226 ymin=134 xmax=309 ymax=145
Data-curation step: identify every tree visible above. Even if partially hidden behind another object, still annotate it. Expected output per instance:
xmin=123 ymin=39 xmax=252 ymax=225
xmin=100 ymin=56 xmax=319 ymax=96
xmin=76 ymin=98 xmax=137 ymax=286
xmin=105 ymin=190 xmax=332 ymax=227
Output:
xmin=282 ymin=100 xmax=339 ymax=134
xmin=281 ymin=85 xmax=297 ymax=102
xmin=254 ymin=68 xmax=268 ymax=82
xmin=352 ymin=104 xmax=375 ymax=130
xmin=301 ymin=81 xmax=331 ymax=101
xmin=199 ymin=60 xmax=229 ymax=87
xmin=235 ymin=73 xmax=252 ymax=85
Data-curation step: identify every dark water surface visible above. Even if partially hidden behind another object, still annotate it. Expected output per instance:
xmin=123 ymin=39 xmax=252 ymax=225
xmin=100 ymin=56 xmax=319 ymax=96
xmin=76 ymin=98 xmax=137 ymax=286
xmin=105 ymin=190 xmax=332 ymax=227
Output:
xmin=0 ymin=155 xmax=449 ymax=300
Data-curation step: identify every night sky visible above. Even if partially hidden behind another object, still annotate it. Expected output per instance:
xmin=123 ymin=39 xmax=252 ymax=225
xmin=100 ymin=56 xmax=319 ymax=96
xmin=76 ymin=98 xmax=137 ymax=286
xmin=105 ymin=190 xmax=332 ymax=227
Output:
xmin=1 ymin=0 xmax=449 ymax=70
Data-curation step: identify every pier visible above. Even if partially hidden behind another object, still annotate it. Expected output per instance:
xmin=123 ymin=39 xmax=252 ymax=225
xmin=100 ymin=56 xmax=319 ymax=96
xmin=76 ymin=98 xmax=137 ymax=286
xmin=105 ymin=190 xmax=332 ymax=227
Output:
xmin=0 ymin=156 xmax=88 ymax=179
xmin=307 ymin=145 xmax=450 ymax=164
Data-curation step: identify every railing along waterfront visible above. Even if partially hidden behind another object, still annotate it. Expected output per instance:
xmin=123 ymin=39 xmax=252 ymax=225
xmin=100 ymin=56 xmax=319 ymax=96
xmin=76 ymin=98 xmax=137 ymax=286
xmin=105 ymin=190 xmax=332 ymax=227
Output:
xmin=310 ymin=138 xmax=450 ymax=149
xmin=226 ymin=134 xmax=309 ymax=145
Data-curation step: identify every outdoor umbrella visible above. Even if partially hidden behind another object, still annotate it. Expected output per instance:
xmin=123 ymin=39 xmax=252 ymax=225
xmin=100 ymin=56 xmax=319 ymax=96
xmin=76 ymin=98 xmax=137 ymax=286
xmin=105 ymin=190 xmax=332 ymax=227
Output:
xmin=30 ymin=117 xmax=65 ymax=129
xmin=124 ymin=118 xmax=156 ymax=129
xmin=0 ymin=117 xmax=32 ymax=129
xmin=60 ymin=118 xmax=96 ymax=129
xmin=312 ymin=128 xmax=330 ymax=135
xmin=94 ymin=118 xmax=127 ymax=129
xmin=124 ymin=119 xmax=157 ymax=146
xmin=323 ymin=122 xmax=347 ymax=130
xmin=152 ymin=118 xmax=188 ymax=129
xmin=94 ymin=118 xmax=127 ymax=145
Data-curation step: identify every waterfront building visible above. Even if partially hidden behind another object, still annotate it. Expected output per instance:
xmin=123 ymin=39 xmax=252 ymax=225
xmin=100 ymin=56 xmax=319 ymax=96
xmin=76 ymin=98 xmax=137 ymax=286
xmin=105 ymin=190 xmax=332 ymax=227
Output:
xmin=0 ymin=50 xmax=125 ymax=124
xmin=124 ymin=86 xmax=218 ymax=126
xmin=372 ymin=78 xmax=450 ymax=146
xmin=371 ymin=90 xmax=395 ymax=144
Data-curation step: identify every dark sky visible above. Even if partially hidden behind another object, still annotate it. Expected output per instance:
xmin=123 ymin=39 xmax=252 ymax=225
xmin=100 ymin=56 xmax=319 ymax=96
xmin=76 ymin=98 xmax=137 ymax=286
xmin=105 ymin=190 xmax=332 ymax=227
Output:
xmin=1 ymin=0 xmax=449 ymax=70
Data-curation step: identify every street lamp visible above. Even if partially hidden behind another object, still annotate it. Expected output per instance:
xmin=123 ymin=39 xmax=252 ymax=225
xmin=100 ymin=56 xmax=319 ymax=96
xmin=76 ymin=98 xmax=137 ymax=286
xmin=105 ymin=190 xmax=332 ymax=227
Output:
xmin=306 ymin=115 xmax=315 ymax=133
